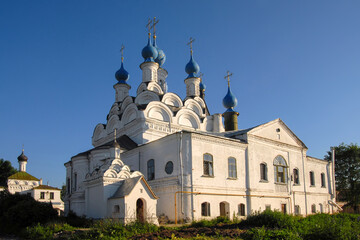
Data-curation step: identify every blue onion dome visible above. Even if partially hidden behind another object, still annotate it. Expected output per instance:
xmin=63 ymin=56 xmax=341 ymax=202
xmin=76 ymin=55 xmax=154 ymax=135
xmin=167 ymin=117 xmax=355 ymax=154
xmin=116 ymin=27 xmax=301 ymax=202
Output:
xmin=222 ymin=86 xmax=238 ymax=110
xmin=185 ymin=55 xmax=200 ymax=78
xmin=153 ymin=38 xmax=166 ymax=67
xmin=115 ymin=62 xmax=129 ymax=83
xmin=200 ymin=81 xmax=206 ymax=91
xmin=142 ymin=38 xmax=158 ymax=62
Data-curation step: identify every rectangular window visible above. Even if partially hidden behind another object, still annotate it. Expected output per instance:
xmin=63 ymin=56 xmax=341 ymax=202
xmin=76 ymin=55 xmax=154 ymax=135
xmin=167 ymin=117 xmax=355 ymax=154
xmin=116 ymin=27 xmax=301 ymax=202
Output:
xmin=321 ymin=173 xmax=326 ymax=187
xmin=238 ymin=203 xmax=245 ymax=216
xmin=40 ymin=192 xmax=45 ymax=199
xmin=67 ymin=178 xmax=71 ymax=194
xmin=310 ymin=171 xmax=315 ymax=186
xmin=228 ymin=157 xmax=237 ymax=178
xmin=147 ymin=159 xmax=155 ymax=180
xmin=265 ymin=205 xmax=271 ymax=211
xmin=114 ymin=205 xmax=120 ymax=213
xmin=293 ymin=169 xmax=299 ymax=184
xmin=74 ymin=173 xmax=77 ymax=191
xmin=260 ymin=163 xmax=267 ymax=181
xmin=294 ymin=205 xmax=300 ymax=215
xmin=281 ymin=204 xmax=287 ymax=214
xmin=201 ymin=202 xmax=211 ymax=216
xmin=203 ymin=154 xmax=214 ymax=176
xmin=50 ymin=192 xmax=54 ymax=200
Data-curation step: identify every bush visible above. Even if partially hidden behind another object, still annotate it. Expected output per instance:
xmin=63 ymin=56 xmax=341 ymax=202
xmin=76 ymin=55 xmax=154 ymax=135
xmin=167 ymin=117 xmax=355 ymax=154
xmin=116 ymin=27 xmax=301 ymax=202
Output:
xmin=298 ymin=213 xmax=360 ymax=240
xmin=63 ymin=210 xmax=93 ymax=228
xmin=239 ymin=209 xmax=299 ymax=229
xmin=0 ymin=191 xmax=58 ymax=233
xmin=25 ymin=222 xmax=75 ymax=240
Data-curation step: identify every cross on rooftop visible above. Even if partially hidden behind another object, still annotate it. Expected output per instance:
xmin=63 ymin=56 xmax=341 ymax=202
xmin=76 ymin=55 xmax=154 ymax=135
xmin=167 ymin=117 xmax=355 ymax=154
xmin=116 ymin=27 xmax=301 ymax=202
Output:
xmin=199 ymin=72 xmax=204 ymax=79
xmin=187 ymin=37 xmax=195 ymax=54
xmin=224 ymin=71 xmax=233 ymax=87
xmin=120 ymin=44 xmax=125 ymax=62
xmin=151 ymin=17 xmax=159 ymax=38
xmin=146 ymin=18 xmax=152 ymax=36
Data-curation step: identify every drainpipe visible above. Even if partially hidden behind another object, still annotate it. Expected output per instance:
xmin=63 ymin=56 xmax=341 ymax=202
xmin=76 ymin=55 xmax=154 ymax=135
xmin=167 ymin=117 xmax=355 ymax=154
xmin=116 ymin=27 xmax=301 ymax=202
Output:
xmin=301 ymin=150 xmax=308 ymax=215
xmin=179 ymin=132 xmax=184 ymax=218
xmin=174 ymin=191 xmax=292 ymax=224
xmin=331 ymin=147 xmax=336 ymax=201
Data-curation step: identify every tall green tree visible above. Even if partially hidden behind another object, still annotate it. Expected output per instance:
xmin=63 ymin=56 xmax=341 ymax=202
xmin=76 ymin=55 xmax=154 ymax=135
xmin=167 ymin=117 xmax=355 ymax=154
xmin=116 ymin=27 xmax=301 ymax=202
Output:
xmin=325 ymin=143 xmax=360 ymax=210
xmin=0 ymin=159 xmax=17 ymax=187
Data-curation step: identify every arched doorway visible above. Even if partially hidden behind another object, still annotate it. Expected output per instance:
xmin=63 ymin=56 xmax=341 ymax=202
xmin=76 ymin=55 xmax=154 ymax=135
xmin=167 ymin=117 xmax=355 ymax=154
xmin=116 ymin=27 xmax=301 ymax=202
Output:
xmin=219 ymin=201 xmax=230 ymax=218
xmin=136 ymin=198 xmax=145 ymax=223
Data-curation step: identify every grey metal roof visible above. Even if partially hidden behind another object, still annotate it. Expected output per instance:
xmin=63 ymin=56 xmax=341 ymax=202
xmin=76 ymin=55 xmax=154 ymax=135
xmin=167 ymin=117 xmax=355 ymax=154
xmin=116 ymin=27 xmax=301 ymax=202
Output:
xmin=109 ymin=176 xmax=142 ymax=199
xmin=72 ymin=134 xmax=137 ymax=158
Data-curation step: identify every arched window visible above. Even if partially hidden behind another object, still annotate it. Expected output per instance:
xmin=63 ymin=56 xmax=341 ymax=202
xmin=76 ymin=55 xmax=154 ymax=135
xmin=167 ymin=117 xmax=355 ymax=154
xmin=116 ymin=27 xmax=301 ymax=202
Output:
xmin=310 ymin=171 xmax=315 ymax=186
xmin=294 ymin=205 xmax=301 ymax=215
xmin=260 ymin=163 xmax=268 ymax=181
xmin=147 ymin=159 xmax=155 ymax=180
xmin=201 ymin=202 xmax=211 ymax=216
xmin=321 ymin=173 xmax=326 ymax=187
xmin=274 ymin=156 xmax=287 ymax=183
xmin=293 ymin=168 xmax=300 ymax=185
xmin=228 ymin=157 xmax=237 ymax=178
xmin=311 ymin=204 xmax=316 ymax=213
xmin=319 ymin=203 xmax=323 ymax=213
xmin=203 ymin=154 xmax=213 ymax=176
xmin=238 ymin=203 xmax=245 ymax=216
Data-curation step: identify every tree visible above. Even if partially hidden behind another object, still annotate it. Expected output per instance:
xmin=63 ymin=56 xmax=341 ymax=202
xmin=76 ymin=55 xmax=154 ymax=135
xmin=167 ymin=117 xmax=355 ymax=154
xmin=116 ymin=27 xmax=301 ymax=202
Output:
xmin=0 ymin=159 xmax=17 ymax=187
xmin=325 ymin=143 xmax=360 ymax=211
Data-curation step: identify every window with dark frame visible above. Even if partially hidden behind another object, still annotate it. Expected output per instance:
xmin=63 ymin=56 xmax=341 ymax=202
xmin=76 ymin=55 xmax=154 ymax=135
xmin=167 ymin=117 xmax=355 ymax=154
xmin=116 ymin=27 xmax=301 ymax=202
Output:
xmin=67 ymin=178 xmax=71 ymax=194
xmin=293 ymin=168 xmax=300 ymax=184
xmin=321 ymin=173 xmax=326 ymax=187
xmin=228 ymin=157 xmax=237 ymax=178
xmin=147 ymin=159 xmax=155 ymax=180
xmin=310 ymin=171 xmax=315 ymax=186
xmin=238 ymin=203 xmax=245 ymax=216
xmin=50 ymin=192 xmax=54 ymax=200
xmin=260 ymin=163 xmax=267 ymax=181
xmin=281 ymin=204 xmax=287 ymax=214
xmin=294 ymin=205 xmax=301 ymax=215
xmin=311 ymin=204 xmax=316 ymax=213
xmin=203 ymin=154 xmax=213 ymax=176
xmin=274 ymin=156 xmax=287 ymax=183
xmin=201 ymin=202 xmax=211 ymax=216
xmin=165 ymin=161 xmax=173 ymax=175
xmin=40 ymin=192 xmax=45 ymax=199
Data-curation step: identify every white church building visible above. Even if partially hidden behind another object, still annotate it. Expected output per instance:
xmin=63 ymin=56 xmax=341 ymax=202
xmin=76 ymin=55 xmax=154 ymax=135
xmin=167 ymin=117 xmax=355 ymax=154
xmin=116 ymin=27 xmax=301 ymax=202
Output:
xmin=6 ymin=150 xmax=64 ymax=215
xmin=64 ymin=21 xmax=340 ymax=223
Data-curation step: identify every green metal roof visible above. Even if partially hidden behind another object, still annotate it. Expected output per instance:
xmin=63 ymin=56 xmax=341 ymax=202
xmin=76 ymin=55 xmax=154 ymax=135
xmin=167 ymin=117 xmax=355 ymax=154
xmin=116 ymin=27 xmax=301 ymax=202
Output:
xmin=8 ymin=172 xmax=39 ymax=181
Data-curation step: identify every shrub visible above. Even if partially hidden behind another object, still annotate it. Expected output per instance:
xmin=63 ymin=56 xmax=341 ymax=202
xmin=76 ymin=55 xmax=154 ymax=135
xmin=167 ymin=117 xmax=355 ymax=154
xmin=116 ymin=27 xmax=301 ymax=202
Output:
xmin=25 ymin=222 xmax=75 ymax=240
xmin=239 ymin=209 xmax=298 ymax=229
xmin=0 ymin=191 xmax=58 ymax=233
xmin=63 ymin=210 xmax=93 ymax=228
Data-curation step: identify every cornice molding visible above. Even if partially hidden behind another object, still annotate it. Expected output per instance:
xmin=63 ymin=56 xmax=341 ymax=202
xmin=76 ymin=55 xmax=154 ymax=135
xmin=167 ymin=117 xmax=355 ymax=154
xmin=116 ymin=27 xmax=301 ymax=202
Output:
xmin=248 ymin=134 xmax=304 ymax=151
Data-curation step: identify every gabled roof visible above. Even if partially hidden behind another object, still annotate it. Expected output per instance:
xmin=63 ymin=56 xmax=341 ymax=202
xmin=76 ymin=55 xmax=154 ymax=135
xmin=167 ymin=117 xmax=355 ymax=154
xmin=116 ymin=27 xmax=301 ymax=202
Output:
xmin=33 ymin=185 xmax=61 ymax=190
xmin=72 ymin=134 xmax=137 ymax=158
xmin=109 ymin=176 xmax=158 ymax=199
xmin=223 ymin=118 xmax=307 ymax=149
xmin=8 ymin=172 xmax=39 ymax=181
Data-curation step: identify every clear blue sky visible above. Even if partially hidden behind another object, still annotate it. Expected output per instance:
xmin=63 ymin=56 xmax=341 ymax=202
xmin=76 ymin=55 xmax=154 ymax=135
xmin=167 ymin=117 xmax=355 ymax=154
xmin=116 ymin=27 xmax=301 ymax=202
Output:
xmin=1 ymin=1 xmax=359 ymax=188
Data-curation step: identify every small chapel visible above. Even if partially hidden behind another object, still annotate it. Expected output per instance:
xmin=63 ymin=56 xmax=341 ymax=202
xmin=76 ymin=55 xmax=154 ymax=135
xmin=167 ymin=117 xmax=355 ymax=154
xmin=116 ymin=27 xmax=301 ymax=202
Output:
xmin=64 ymin=19 xmax=341 ymax=223
xmin=6 ymin=150 xmax=64 ymax=215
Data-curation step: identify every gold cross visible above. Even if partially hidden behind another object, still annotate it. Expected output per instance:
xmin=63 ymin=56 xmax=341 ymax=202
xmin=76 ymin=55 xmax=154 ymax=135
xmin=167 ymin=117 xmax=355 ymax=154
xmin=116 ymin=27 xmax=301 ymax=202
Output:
xmin=151 ymin=17 xmax=159 ymax=38
xmin=224 ymin=71 xmax=233 ymax=87
xmin=120 ymin=44 xmax=125 ymax=62
xmin=187 ymin=37 xmax=195 ymax=54
xmin=146 ymin=18 xmax=152 ymax=36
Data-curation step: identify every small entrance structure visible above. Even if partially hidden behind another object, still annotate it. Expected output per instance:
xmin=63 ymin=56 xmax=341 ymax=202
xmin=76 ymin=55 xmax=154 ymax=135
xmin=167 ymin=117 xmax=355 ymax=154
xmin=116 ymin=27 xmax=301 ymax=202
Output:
xmin=108 ymin=176 xmax=158 ymax=225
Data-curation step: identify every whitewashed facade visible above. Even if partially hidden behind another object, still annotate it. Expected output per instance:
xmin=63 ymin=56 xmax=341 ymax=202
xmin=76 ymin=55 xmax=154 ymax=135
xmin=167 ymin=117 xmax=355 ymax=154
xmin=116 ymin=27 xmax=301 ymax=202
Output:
xmin=64 ymin=28 xmax=339 ymax=223
xmin=7 ymin=151 xmax=64 ymax=214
